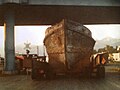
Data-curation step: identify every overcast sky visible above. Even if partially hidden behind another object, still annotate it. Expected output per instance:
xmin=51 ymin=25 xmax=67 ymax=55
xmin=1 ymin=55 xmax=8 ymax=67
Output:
xmin=0 ymin=24 xmax=120 ymax=45
xmin=85 ymin=24 xmax=120 ymax=40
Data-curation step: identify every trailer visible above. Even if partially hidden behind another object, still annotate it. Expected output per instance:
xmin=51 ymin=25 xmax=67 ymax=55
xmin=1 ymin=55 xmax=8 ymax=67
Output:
xmin=31 ymin=52 xmax=107 ymax=79
xmin=31 ymin=20 xmax=106 ymax=79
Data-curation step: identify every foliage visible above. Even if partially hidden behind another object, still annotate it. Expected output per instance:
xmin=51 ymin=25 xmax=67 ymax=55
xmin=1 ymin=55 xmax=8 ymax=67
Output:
xmin=97 ymin=45 xmax=117 ymax=54
xmin=92 ymin=49 xmax=97 ymax=54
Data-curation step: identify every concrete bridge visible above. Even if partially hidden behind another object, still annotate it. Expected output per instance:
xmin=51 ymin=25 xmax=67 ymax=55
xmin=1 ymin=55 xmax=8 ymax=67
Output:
xmin=0 ymin=0 xmax=120 ymax=74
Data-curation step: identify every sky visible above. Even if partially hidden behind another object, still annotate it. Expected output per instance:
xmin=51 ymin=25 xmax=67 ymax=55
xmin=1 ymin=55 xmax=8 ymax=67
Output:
xmin=0 ymin=24 xmax=120 ymax=57
xmin=0 ymin=25 xmax=50 ymax=46
xmin=14 ymin=26 xmax=50 ymax=46
xmin=85 ymin=24 xmax=120 ymax=40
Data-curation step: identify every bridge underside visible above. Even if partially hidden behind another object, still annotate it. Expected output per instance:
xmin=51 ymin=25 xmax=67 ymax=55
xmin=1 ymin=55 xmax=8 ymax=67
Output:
xmin=0 ymin=4 xmax=120 ymax=25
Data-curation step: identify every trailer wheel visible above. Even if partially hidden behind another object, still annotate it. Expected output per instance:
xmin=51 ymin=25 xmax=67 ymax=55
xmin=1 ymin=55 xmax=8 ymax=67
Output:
xmin=31 ymin=69 xmax=38 ymax=79
xmin=46 ymin=66 xmax=56 ymax=79
xmin=83 ymin=66 xmax=91 ymax=78
xmin=97 ymin=65 xmax=105 ymax=78
xmin=32 ymin=68 xmax=46 ymax=80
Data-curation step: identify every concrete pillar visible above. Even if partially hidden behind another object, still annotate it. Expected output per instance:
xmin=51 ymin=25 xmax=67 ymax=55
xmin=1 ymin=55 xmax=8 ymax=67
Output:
xmin=4 ymin=10 xmax=15 ymax=74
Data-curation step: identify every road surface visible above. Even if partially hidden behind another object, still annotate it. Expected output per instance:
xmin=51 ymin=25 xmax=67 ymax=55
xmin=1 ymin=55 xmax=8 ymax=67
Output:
xmin=0 ymin=64 xmax=119 ymax=90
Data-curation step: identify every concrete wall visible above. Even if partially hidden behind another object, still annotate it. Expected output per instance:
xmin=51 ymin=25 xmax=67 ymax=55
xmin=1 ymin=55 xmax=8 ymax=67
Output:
xmin=0 ymin=0 xmax=2 ymax=4
xmin=29 ymin=0 xmax=120 ymax=6
xmin=0 ymin=0 xmax=19 ymax=3
xmin=0 ymin=0 xmax=120 ymax=6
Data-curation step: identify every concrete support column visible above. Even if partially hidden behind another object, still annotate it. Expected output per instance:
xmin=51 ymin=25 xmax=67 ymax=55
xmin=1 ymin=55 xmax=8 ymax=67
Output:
xmin=4 ymin=10 xmax=15 ymax=74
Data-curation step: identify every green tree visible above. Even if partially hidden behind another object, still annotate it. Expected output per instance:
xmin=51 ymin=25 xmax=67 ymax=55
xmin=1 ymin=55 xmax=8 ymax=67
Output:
xmin=97 ymin=45 xmax=117 ymax=53
xmin=105 ymin=45 xmax=117 ymax=53
xmin=92 ymin=49 xmax=97 ymax=54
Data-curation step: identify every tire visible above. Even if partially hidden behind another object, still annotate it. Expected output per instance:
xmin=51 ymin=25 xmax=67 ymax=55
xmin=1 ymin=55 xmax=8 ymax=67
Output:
xmin=32 ymin=60 xmax=48 ymax=80
xmin=32 ymin=68 xmax=45 ymax=80
xmin=31 ymin=69 xmax=37 ymax=80
xmin=97 ymin=65 xmax=105 ymax=78
xmin=84 ymin=66 xmax=91 ymax=78
xmin=45 ymin=65 xmax=56 ymax=79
